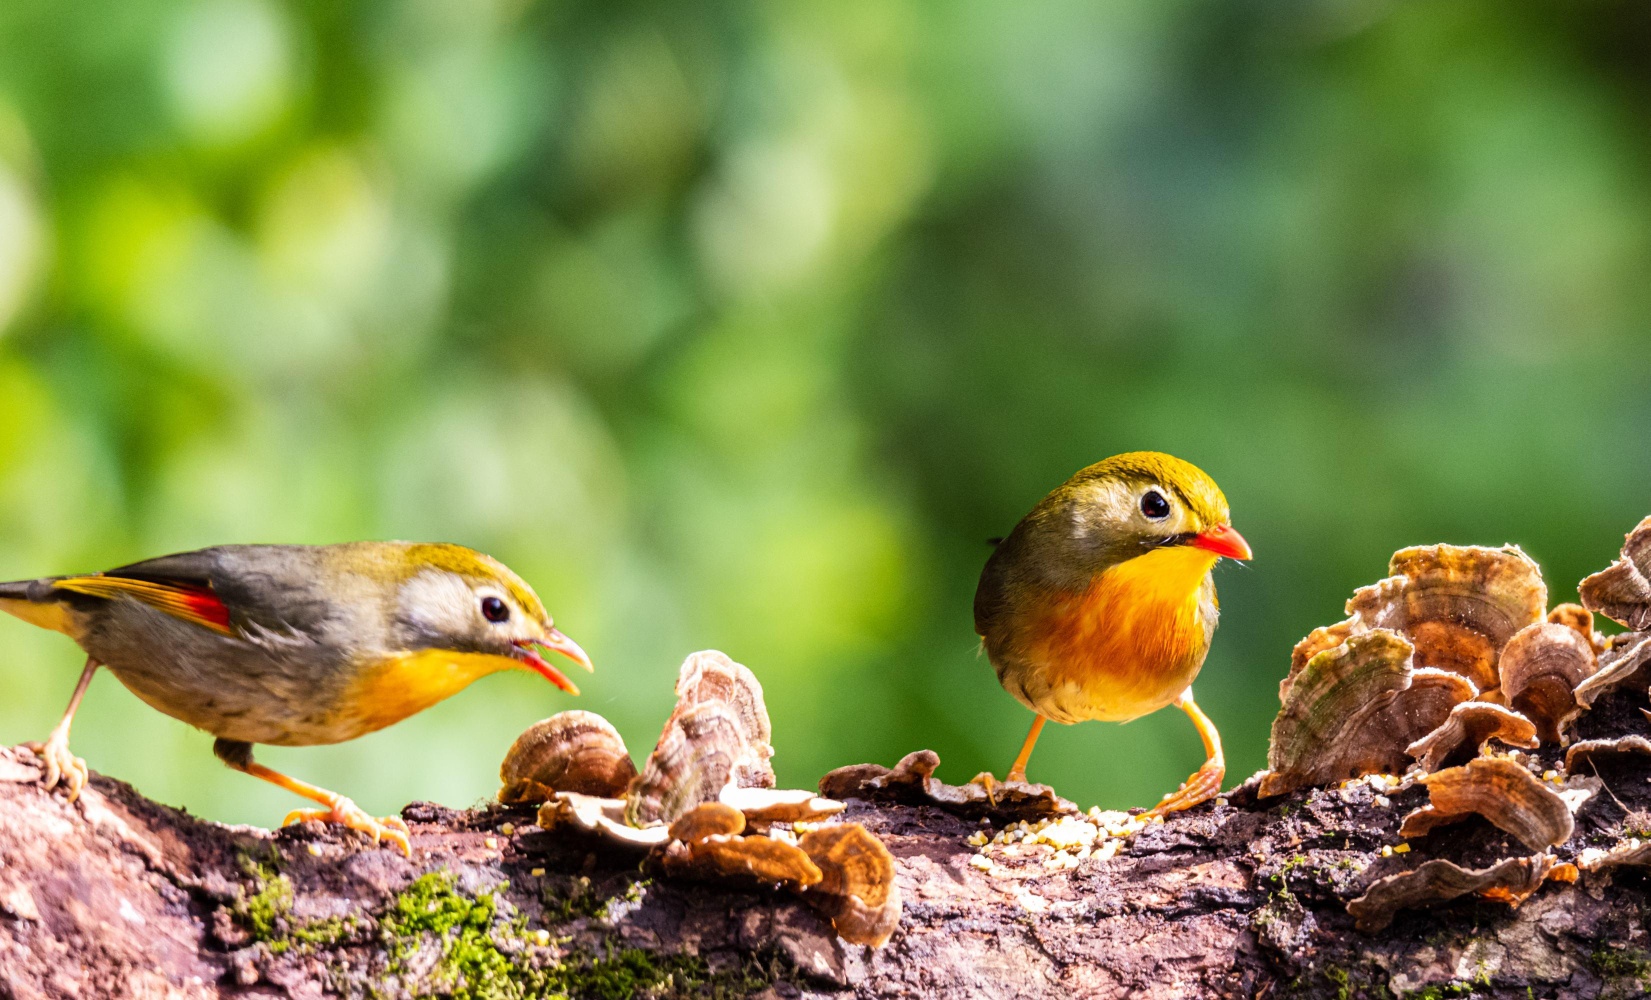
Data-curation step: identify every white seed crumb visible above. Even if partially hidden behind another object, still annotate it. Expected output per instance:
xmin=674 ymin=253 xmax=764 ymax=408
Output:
xmin=970 ymin=854 xmax=992 ymax=871
xmin=1543 ymin=770 xmax=1560 ymax=782
xmin=500 ymin=823 xmax=516 ymax=836
xmin=1374 ymin=795 xmax=1391 ymax=809
xmin=967 ymin=831 xmax=988 ymax=847
xmin=484 ymin=837 xmax=499 ymax=850
xmin=1215 ymin=798 xmax=1229 ymax=808
xmin=533 ymin=929 xmax=550 ymax=947
xmin=1381 ymin=845 xmax=1394 ymax=857
xmin=306 ymin=843 xmax=322 ymax=857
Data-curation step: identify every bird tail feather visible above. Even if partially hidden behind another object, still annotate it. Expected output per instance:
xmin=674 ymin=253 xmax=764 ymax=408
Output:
xmin=0 ymin=578 xmax=80 ymax=636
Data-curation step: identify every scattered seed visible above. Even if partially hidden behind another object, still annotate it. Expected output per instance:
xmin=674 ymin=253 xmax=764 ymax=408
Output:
xmin=306 ymin=843 xmax=322 ymax=857
xmin=484 ymin=837 xmax=499 ymax=850
xmin=500 ymin=823 xmax=516 ymax=837
xmin=969 ymin=854 xmax=992 ymax=871
xmin=531 ymin=867 xmax=546 ymax=877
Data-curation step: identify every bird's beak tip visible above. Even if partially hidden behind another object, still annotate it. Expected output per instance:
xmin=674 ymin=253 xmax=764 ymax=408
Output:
xmin=1190 ymin=524 xmax=1253 ymax=561
xmin=543 ymin=626 xmax=596 ymax=673
xmin=511 ymin=628 xmax=593 ymax=695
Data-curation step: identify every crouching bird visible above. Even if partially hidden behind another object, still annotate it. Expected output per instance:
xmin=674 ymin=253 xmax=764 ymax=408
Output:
xmin=0 ymin=542 xmax=592 ymax=856
xmin=974 ymin=452 xmax=1251 ymax=817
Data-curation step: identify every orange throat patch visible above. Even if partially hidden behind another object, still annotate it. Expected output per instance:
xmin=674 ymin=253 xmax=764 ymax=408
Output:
xmin=330 ymin=648 xmax=520 ymax=741
xmin=1021 ymin=544 xmax=1219 ymax=723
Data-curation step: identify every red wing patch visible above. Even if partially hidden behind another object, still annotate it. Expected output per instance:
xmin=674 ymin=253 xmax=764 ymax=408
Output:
xmin=51 ymin=576 xmax=236 ymax=636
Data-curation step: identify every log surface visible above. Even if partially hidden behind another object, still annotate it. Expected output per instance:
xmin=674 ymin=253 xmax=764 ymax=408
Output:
xmin=3 ymin=689 xmax=1651 ymax=1000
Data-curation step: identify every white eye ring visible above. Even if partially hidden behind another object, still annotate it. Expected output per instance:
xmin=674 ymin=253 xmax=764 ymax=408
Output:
xmin=1140 ymin=489 xmax=1171 ymax=520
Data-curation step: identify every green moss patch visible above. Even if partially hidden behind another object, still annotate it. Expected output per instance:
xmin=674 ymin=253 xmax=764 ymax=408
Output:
xmin=374 ymin=870 xmax=774 ymax=1000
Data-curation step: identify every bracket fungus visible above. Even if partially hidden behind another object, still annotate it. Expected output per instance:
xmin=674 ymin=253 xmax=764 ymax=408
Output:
xmin=1263 ymin=543 xmax=1603 ymax=797
xmin=498 ymin=711 xmax=639 ymax=804
xmin=1579 ymin=515 xmax=1651 ymax=631
xmin=720 ymin=786 xmax=845 ymax=826
xmin=1578 ymin=840 xmax=1651 ymax=872
xmin=1279 ymin=545 xmax=1545 ymax=700
xmin=658 ymin=802 xmax=901 ymax=946
xmin=1563 ymin=734 xmax=1651 ymax=771
xmin=1546 ymin=603 xmax=1601 ymax=652
xmin=516 ymin=650 xmax=897 ymax=947
xmin=1569 ymin=634 xmax=1651 ymax=719
xmin=1346 ymin=854 xmax=1572 ymax=934
xmin=1497 ymin=622 xmax=1597 ymax=744
xmin=673 ymin=650 xmax=776 ymax=788
xmin=1396 ymin=757 xmax=1575 ymax=851
xmin=537 ymin=791 xmax=671 ymax=849
xmin=1404 ymin=702 xmax=1538 ymax=773
xmin=626 ymin=651 xmax=777 ymax=826
xmin=798 ymin=823 xmax=902 ymax=948
xmin=819 ymin=749 xmax=1077 ymax=822
xmin=1345 ymin=545 xmax=1547 ymax=692
xmin=1261 ymin=631 xmax=1475 ymax=797
xmin=665 ymin=803 xmax=824 ymax=887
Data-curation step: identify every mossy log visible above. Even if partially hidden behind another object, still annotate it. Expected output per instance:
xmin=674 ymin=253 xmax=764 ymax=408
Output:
xmin=4 ymin=686 xmax=1651 ymax=1000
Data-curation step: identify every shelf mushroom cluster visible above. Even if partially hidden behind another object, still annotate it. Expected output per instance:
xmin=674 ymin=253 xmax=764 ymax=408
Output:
xmin=498 ymin=650 xmax=901 ymax=947
xmin=1253 ymin=541 xmax=1651 ymax=932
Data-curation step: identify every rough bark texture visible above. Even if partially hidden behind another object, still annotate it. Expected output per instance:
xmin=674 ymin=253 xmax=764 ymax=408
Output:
xmin=5 ymin=683 xmax=1651 ymax=1000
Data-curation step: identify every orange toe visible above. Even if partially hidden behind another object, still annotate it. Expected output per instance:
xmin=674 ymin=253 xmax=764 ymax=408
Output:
xmin=1143 ymin=762 xmax=1224 ymax=819
xmin=283 ymin=798 xmax=412 ymax=857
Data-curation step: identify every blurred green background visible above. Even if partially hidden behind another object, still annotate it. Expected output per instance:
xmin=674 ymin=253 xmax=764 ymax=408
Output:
xmin=0 ymin=0 xmax=1647 ymax=826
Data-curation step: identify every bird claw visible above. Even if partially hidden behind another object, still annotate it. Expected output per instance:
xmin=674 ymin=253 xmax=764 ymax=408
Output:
xmin=1143 ymin=761 xmax=1224 ymax=819
xmin=283 ymin=798 xmax=412 ymax=857
xmin=968 ymin=771 xmax=1001 ymax=808
xmin=24 ymin=731 xmax=88 ymax=803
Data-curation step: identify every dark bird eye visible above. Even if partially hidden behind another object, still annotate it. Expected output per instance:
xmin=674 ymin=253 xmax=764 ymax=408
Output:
xmin=481 ymin=596 xmax=510 ymax=623
xmin=1140 ymin=489 xmax=1171 ymax=520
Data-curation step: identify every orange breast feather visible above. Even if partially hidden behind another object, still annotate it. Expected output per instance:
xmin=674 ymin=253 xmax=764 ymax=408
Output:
xmin=1022 ymin=545 xmax=1218 ymax=722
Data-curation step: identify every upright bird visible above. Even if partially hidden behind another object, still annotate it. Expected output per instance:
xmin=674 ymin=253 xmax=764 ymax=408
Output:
xmin=0 ymin=542 xmax=591 ymax=855
xmin=974 ymin=452 xmax=1251 ymax=816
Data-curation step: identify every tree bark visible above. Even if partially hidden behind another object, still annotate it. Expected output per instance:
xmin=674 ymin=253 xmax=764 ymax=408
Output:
xmin=2 ymin=688 xmax=1650 ymax=1000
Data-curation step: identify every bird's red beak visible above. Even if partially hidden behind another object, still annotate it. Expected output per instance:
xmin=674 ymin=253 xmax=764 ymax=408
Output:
xmin=512 ymin=628 xmax=594 ymax=696
xmin=1190 ymin=524 xmax=1252 ymax=561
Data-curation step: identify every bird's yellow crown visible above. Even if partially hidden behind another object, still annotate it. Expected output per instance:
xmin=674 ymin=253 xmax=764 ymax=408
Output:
xmin=1070 ymin=451 xmax=1231 ymax=530
xmin=396 ymin=542 xmax=550 ymax=623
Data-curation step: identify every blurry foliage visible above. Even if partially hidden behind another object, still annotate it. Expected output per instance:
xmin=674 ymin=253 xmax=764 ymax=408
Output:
xmin=0 ymin=0 xmax=1649 ymax=824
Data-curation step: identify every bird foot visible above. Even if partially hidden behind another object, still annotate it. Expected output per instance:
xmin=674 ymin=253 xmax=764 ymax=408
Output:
xmin=968 ymin=771 xmax=1001 ymax=807
xmin=1143 ymin=761 xmax=1224 ymax=819
xmin=284 ymin=798 xmax=412 ymax=857
xmin=23 ymin=729 xmax=88 ymax=803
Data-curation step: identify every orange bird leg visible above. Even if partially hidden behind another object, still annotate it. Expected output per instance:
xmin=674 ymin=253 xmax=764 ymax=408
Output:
xmin=26 ymin=656 xmax=99 ymax=802
xmin=1144 ymin=690 xmax=1225 ymax=818
xmin=1007 ymin=714 xmax=1047 ymax=783
xmin=213 ymin=739 xmax=411 ymax=857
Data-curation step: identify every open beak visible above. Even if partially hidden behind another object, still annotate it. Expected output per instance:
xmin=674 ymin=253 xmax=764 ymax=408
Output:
xmin=511 ymin=628 xmax=594 ymax=696
xmin=1189 ymin=524 xmax=1253 ymax=561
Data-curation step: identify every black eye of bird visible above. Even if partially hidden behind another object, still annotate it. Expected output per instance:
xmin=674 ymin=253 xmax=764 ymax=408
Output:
xmin=1140 ymin=489 xmax=1171 ymax=520
xmin=481 ymin=596 xmax=510 ymax=623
